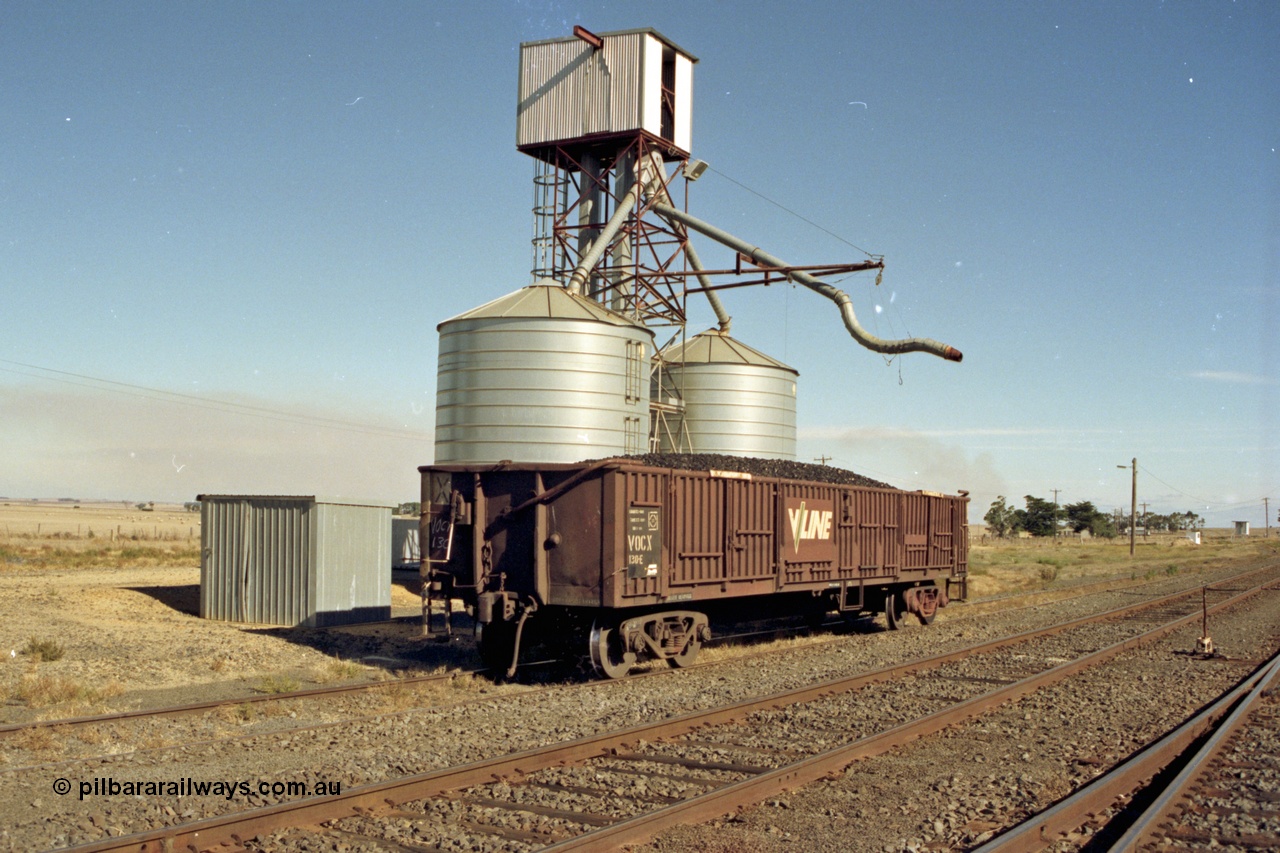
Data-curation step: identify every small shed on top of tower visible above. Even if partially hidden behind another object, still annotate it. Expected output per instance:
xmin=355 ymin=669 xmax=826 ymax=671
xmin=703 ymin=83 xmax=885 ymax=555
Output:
xmin=517 ymin=27 xmax=696 ymax=162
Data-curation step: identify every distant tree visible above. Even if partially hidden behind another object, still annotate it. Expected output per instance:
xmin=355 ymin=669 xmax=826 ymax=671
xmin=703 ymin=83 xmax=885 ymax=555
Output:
xmin=1065 ymin=500 xmax=1106 ymax=533
xmin=1016 ymin=495 xmax=1058 ymax=537
xmin=396 ymin=502 xmax=422 ymax=516
xmin=1171 ymin=510 xmax=1204 ymax=531
xmin=183 ymin=502 xmax=201 ymax=513
xmin=983 ymin=496 xmax=1020 ymax=538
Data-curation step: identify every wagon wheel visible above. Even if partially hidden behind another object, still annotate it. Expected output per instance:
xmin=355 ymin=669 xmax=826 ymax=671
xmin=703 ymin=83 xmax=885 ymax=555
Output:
xmin=589 ymin=619 xmax=636 ymax=680
xmin=916 ymin=586 xmax=939 ymax=626
xmin=884 ymin=592 xmax=909 ymax=631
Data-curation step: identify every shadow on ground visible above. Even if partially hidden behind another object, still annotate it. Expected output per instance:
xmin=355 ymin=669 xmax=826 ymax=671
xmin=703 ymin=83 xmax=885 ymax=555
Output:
xmin=126 ymin=578 xmax=480 ymax=675
xmin=127 ymin=583 xmax=200 ymax=615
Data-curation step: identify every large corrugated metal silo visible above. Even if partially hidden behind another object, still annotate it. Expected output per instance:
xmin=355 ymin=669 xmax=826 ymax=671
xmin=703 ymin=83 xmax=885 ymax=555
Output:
xmin=655 ymin=330 xmax=798 ymax=460
xmin=434 ymin=281 xmax=654 ymax=464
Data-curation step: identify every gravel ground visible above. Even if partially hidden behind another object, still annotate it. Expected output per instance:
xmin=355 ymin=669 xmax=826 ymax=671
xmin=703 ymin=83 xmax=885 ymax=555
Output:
xmin=2 ymin=556 xmax=1276 ymax=851
xmin=636 ymin=592 xmax=1280 ymax=853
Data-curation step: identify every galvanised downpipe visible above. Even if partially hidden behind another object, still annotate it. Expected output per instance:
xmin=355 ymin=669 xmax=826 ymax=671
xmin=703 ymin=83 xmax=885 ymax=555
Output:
xmin=651 ymin=202 xmax=963 ymax=362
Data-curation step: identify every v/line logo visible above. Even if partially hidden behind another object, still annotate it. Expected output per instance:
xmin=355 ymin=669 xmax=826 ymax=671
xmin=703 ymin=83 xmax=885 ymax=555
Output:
xmin=787 ymin=501 xmax=833 ymax=554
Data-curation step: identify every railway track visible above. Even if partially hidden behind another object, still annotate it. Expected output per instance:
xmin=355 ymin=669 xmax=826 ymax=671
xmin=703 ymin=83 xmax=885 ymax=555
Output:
xmin=976 ymin=640 xmax=1280 ymax=852
xmin=7 ymin=559 xmax=1273 ymax=755
xmin=51 ymin=567 xmax=1280 ymax=852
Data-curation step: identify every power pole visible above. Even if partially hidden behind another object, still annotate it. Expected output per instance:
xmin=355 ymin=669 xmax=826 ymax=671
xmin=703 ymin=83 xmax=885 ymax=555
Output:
xmin=1117 ymin=458 xmax=1136 ymax=557
xmin=1130 ymin=459 xmax=1137 ymax=556
xmin=814 ymin=455 xmax=831 ymax=465
xmin=1266 ymin=497 xmax=1271 ymax=538
xmin=1052 ymin=489 xmax=1061 ymax=538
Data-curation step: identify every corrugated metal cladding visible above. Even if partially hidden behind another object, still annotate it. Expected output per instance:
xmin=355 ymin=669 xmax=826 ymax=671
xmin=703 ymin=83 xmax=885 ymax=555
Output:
xmin=517 ymin=29 xmax=694 ymax=154
xmin=434 ymin=283 xmax=654 ymax=464
xmin=424 ymin=460 xmax=967 ymax=614
xmin=392 ymin=517 xmax=420 ymax=569
xmin=657 ymin=332 xmax=798 ymax=460
xmin=199 ymin=496 xmax=394 ymax=627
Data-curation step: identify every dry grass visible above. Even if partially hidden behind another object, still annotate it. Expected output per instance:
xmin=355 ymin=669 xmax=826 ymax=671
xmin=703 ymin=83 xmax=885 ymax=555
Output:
xmin=10 ymin=673 xmax=124 ymax=709
xmin=966 ymin=533 xmax=1280 ymax=599
xmin=10 ymin=724 xmax=63 ymax=754
xmin=137 ymin=732 xmax=171 ymax=751
xmin=21 ymin=637 xmax=65 ymax=662
xmin=252 ymin=674 xmax=302 ymax=695
xmin=0 ymin=501 xmax=201 ymax=571
xmin=310 ymin=659 xmax=365 ymax=684
xmin=0 ymin=542 xmax=201 ymax=571
xmin=217 ymin=703 xmax=257 ymax=725
xmin=74 ymin=724 xmax=110 ymax=746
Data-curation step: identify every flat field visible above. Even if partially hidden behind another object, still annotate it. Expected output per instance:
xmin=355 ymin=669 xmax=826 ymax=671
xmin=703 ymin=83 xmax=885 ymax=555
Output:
xmin=0 ymin=498 xmax=199 ymax=543
xmin=1 ymin=499 xmax=1276 ymax=725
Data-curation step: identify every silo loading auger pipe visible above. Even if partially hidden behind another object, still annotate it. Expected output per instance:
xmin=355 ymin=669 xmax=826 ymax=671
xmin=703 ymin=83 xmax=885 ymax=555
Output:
xmin=567 ymin=156 xmax=733 ymax=334
xmin=651 ymin=202 xmax=964 ymax=362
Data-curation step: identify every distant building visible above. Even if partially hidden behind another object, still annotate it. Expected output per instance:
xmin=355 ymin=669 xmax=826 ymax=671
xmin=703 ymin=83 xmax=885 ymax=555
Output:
xmin=1233 ymin=521 xmax=1251 ymax=537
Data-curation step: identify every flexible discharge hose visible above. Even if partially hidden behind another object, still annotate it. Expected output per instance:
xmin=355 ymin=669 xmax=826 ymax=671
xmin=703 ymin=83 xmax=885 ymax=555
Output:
xmin=652 ymin=201 xmax=963 ymax=362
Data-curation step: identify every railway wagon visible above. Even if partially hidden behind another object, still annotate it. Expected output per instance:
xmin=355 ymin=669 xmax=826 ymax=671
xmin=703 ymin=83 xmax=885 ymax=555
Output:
xmin=419 ymin=456 xmax=969 ymax=677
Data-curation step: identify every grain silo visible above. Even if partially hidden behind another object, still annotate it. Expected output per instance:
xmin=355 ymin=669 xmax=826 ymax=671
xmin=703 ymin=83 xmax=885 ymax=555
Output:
xmin=432 ymin=25 xmax=962 ymax=468
xmin=433 ymin=281 xmax=653 ymax=464
xmin=655 ymin=330 xmax=798 ymax=459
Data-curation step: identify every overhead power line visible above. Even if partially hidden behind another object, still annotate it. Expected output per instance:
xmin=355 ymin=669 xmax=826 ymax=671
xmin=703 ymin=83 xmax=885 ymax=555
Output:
xmin=706 ymin=165 xmax=877 ymax=260
xmin=0 ymin=359 xmax=430 ymax=442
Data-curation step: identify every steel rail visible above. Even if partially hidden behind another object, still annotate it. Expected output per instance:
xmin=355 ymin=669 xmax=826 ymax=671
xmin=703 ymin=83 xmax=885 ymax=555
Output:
xmin=52 ymin=572 xmax=1278 ymax=853
xmin=0 ymin=668 xmax=476 ymax=740
xmin=541 ymin=580 xmax=1280 ymax=851
xmin=1110 ymin=649 xmax=1280 ymax=852
xmin=21 ymin=562 xmax=1269 ymax=746
xmin=971 ymin=647 xmax=1280 ymax=853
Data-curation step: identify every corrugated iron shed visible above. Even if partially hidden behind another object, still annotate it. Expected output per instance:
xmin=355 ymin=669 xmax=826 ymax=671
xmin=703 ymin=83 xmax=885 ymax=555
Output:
xmin=198 ymin=495 xmax=395 ymax=627
xmin=392 ymin=516 xmax=420 ymax=570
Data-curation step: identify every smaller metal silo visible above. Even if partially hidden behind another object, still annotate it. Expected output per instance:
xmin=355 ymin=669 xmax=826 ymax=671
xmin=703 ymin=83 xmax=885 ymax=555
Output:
xmin=434 ymin=281 xmax=655 ymax=464
xmin=655 ymin=330 xmax=798 ymax=460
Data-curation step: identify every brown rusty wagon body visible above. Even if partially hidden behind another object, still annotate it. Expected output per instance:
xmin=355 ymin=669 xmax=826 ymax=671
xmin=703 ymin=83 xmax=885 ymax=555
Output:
xmin=420 ymin=457 xmax=968 ymax=677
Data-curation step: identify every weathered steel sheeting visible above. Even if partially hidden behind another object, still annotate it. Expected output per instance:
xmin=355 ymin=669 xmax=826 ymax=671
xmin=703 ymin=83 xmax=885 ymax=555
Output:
xmin=421 ymin=460 xmax=967 ymax=611
xmin=199 ymin=495 xmax=394 ymax=627
xmin=517 ymin=30 xmax=693 ymax=154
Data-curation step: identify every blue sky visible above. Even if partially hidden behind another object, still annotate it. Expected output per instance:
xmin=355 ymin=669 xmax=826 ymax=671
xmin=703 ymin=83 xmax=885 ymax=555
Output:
xmin=2 ymin=2 xmax=1276 ymax=527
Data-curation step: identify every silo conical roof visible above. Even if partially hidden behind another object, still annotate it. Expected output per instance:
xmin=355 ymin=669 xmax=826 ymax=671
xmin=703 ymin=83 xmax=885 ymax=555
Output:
xmin=438 ymin=280 xmax=650 ymax=331
xmin=660 ymin=329 xmax=798 ymax=373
